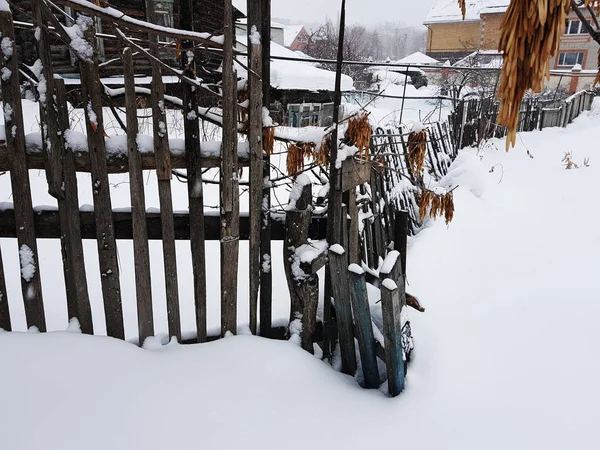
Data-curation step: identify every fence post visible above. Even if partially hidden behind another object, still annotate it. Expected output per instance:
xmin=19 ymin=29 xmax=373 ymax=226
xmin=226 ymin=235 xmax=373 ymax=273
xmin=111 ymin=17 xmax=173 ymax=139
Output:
xmin=380 ymin=278 xmax=405 ymax=397
xmin=220 ymin=0 xmax=240 ymax=336
xmin=0 ymin=7 xmax=46 ymax=331
xmin=328 ymin=245 xmax=357 ymax=375
xmin=348 ymin=265 xmax=380 ymax=388
xmin=123 ymin=48 xmax=154 ymax=345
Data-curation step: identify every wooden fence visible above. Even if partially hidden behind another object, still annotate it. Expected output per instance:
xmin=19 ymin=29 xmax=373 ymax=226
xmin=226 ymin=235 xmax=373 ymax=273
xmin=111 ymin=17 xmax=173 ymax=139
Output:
xmin=0 ymin=0 xmax=416 ymax=396
xmin=451 ymin=90 xmax=597 ymax=149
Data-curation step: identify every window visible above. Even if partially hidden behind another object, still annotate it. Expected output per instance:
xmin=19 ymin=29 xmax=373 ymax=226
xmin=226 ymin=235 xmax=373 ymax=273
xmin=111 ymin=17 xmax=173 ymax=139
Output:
xmin=152 ymin=0 xmax=174 ymax=28
xmin=564 ymin=20 xmax=588 ymax=35
xmin=558 ymin=52 xmax=584 ymax=66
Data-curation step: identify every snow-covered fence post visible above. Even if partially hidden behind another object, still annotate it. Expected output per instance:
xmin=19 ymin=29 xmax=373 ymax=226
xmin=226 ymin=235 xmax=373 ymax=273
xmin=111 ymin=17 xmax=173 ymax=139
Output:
xmin=0 ymin=4 xmax=46 ymax=331
xmin=144 ymin=0 xmax=181 ymax=342
xmin=0 ymin=245 xmax=10 ymax=331
xmin=220 ymin=0 xmax=240 ymax=337
xmin=380 ymin=250 xmax=406 ymax=396
xmin=380 ymin=278 xmax=405 ymax=397
xmin=247 ymin=0 xmax=263 ymax=336
xmin=328 ymin=245 xmax=357 ymax=376
xmin=77 ymin=11 xmax=123 ymax=339
xmin=348 ymin=265 xmax=380 ymax=389
xmin=122 ymin=47 xmax=154 ymax=345
xmin=283 ymin=177 xmax=319 ymax=352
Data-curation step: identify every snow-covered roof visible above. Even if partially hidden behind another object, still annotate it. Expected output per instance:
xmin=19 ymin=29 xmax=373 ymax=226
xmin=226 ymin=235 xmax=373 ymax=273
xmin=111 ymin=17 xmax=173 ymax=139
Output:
xmin=453 ymin=50 xmax=503 ymax=68
xmin=231 ymin=0 xmax=246 ymax=16
xmin=236 ymin=35 xmax=353 ymax=92
xmin=424 ymin=0 xmax=509 ymax=25
xmin=397 ymin=52 xmax=440 ymax=66
xmin=284 ymin=25 xmax=307 ymax=47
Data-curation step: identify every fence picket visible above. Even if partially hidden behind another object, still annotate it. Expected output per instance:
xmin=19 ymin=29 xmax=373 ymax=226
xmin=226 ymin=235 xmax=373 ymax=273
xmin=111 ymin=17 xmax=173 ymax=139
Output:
xmin=79 ymin=23 xmax=123 ymax=339
xmin=0 ymin=9 xmax=46 ymax=331
xmin=123 ymin=48 xmax=154 ymax=345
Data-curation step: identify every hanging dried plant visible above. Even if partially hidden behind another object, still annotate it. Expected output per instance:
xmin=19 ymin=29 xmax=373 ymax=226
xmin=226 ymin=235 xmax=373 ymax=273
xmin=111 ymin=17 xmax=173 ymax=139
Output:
xmin=262 ymin=126 xmax=275 ymax=156
xmin=458 ymin=0 xmax=467 ymax=19
xmin=418 ymin=190 xmax=455 ymax=224
xmin=497 ymin=0 xmax=571 ymax=150
xmin=287 ymin=143 xmax=305 ymax=176
xmin=314 ymin=135 xmax=331 ymax=168
xmin=407 ymin=129 xmax=427 ymax=175
xmin=585 ymin=0 xmax=600 ymax=14
xmin=345 ymin=113 xmax=372 ymax=160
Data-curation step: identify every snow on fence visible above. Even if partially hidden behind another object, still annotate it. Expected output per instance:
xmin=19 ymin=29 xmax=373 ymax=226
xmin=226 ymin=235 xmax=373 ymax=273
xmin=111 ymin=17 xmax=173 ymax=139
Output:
xmin=0 ymin=0 xmax=416 ymax=396
xmin=450 ymin=90 xmax=597 ymax=149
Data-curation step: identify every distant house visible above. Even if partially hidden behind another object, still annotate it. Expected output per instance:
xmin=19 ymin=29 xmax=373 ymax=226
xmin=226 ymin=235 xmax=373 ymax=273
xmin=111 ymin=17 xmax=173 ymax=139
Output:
xmin=236 ymin=34 xmax=354 ymax=126
xmin=284 ymin=25 xmax=311 ymax=51
xmin=235 ymin=18 xmax=286 ymax=47
xmin=423 ymin=0 xmax=509 ymax=63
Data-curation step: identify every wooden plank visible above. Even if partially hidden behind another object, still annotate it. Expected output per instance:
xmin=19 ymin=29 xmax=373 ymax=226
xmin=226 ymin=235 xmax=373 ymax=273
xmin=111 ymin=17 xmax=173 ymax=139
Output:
xmin=182 ymin=65 xmax=208 ymax=344
xmin=259 ymin=0 xmax=273 ymax=339
xmin=123 ymin=48 xmax=154 ymax=345
xmin=395 ymin=211 xmax=409 ymax=277
xmin=0 ymin=209 xmax=329 ymax=241
xmin=348 ymin=188 xmax=359 ymax=264
xmin=145 ymin=7 xmax=181 ymax=342
xmin=78 ymin=24 xmax=123 ymax=339
xmin=220 ymin=0 xmax=240 ymax=337
xmin=328 ymin=246 xmax=357 ymax=376
xmin=247 ymin=0 xmax=263 ymax=335
xmin=348 ymin=266 xmax=380 ymax=389
xmin=55 ymin=79 xmax=93 ymax=334
xmin=0 ymin=9 xmax=46 ymax=331
xmin=33 ymin=0 xmax=64 ymax=199
xmin=0 ymin=245 xmax=10 ymax=331
xmin=341 ymin=158 xmax=371 ymax=192
xmin=0 ymin=143 xmax=249 ymax=173
xmin=380 ymin=276 xmax=405 ymax=397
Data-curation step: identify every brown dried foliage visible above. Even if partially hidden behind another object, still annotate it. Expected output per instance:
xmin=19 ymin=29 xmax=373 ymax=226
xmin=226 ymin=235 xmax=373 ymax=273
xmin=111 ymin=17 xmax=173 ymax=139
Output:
xmin=418 ymin=190 xmax=455 ymax=225
xmin=497 ymin=0 xmax=571 ymax=150
xmin=345 ymin=113 xmax=372 ymax=160
xmin=458 ymin=0 xmax=467 ymax=19
xmin=263 ymin=126 xmax=275 ymax=156
xmin=287 ymin=143 xmax=305 ymax=176
xmin=407 ymin=129 xmax=427 ymax=175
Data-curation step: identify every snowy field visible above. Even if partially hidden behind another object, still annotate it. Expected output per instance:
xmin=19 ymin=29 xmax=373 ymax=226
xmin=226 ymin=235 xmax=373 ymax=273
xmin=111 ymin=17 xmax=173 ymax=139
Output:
xmin=2 ymin=99 xmax=599 ymax=448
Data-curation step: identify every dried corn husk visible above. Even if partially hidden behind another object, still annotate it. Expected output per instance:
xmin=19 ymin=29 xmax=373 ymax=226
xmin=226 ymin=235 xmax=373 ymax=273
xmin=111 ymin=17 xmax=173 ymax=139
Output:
xmin=458 ymin=0 xmax=467 ymax=19
xmin=345 ymin=113 xmax=372 ymax=160
xmin=497 ymin=0 xmax=571 ymax=150
xmin=262 ymin=126 xmax=275 ymax=156
xmin=407 ymin=129 xmax=427 ymax=175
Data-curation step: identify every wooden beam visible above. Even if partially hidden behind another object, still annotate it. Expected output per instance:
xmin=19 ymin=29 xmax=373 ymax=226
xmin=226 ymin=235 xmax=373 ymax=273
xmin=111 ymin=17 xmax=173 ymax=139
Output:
xmin=0 ymin=143 xmax=250 ymax=173
xmin=0 ymin=209 xmax=328 ymax=241
xmin=0 ymin=245 xmax=11 ymax=331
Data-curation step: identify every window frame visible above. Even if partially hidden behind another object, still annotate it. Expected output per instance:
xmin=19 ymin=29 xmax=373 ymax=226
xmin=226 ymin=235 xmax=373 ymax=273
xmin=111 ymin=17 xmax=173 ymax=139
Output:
xmin=557 ymin=51 xmax=585 ymax=67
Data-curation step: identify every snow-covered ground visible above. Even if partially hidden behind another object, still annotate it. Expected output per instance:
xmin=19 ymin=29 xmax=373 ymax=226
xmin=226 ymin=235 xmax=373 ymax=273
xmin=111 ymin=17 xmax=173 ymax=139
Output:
xmin=2 ymin=98 xmax=599 ymax=449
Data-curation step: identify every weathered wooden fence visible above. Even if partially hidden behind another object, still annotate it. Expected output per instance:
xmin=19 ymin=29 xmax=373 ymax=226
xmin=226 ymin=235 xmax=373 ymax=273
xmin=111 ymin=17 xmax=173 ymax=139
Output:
xmin=0 ymin=0 xmax=415 ymax=396
xmin=451 ymin=90 xmax=596 ymax=149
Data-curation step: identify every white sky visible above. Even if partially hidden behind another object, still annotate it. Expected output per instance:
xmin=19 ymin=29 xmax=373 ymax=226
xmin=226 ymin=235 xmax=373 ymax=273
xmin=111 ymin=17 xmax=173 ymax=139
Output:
xmin=271 ymin=0 xmax=435 ymax=27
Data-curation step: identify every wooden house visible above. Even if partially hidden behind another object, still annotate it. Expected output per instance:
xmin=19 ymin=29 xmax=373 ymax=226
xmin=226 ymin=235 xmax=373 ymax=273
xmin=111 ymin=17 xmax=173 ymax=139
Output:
xmin=14 ymin=0 xmax=243 ymax=78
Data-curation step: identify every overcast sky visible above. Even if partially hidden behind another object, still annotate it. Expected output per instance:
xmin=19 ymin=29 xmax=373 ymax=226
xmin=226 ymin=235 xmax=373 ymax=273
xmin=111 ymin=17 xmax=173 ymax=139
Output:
xmin=271 ymin=0 xmax=435 ymax=27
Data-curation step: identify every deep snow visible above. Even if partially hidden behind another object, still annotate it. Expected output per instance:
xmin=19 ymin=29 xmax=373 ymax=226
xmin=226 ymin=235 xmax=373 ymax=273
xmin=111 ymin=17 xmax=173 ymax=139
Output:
xmin=1 ymin=101 xmax=599 ymax=449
